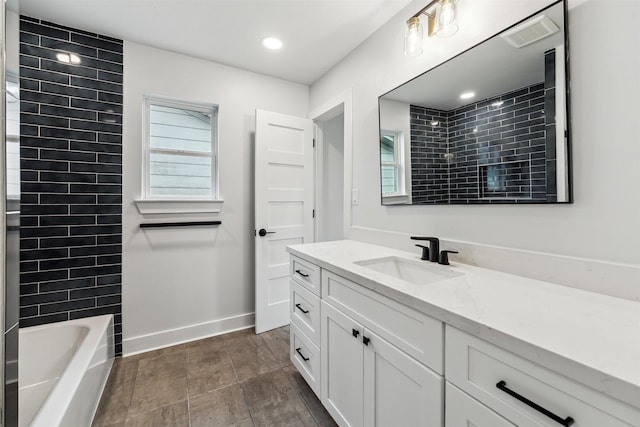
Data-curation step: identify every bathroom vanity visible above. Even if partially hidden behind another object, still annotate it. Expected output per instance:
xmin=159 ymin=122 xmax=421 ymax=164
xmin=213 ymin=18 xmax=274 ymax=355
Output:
xmin=287 ymin=240 xmax=640 ymax=427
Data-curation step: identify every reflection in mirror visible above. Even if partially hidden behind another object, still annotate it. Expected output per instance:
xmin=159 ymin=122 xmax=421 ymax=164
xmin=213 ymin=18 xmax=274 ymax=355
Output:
xmin=379 ymin=0 xmax=571 ymax=205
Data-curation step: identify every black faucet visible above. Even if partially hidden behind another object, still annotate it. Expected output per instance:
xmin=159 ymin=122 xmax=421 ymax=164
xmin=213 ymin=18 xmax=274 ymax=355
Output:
xmin=410 ymin=236 xmax=439 ymax=262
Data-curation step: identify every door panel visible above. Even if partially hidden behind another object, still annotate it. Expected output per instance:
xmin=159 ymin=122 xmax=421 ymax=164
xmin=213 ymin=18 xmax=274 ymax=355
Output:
xmin=255 ymin=110 xmax=314 ymax=333
xmin=363 ymin=329 xmax=443 ymax=427
xmin=321 ymin=301 xmax=364 ymax=427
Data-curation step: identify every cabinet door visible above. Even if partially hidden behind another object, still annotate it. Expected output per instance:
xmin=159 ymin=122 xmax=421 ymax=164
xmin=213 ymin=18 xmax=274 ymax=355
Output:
xmin=321 ymin=301 xmax=364 ymax=427
xmin=446 ymin=382 xmax=515 ymax=427
xmin=363 ymin=329 xmax=443 ymax=427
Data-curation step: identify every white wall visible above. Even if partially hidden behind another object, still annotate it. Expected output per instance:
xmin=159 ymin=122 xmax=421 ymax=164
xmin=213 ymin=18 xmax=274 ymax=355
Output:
xmin=122 ymin=41 xmax=308 ymax=354
xmin=319 ymin=114 xmax=344 ymax=241
xmin=310 ymin=0 xmax=640 ymax=270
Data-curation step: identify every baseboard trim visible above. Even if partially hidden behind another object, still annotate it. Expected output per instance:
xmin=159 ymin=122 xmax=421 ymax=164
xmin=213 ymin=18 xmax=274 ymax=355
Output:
xmin=122 ymin=312 xmax=255 ymax=357
xmin=349 ymin=226 xmax=640 ymax=302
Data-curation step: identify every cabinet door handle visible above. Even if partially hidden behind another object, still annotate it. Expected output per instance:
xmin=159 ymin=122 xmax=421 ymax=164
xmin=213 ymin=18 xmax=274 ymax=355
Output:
xmin=363 ymin=336 xmax=370 ymax=346
xmin=496 ymin=381 xmax=575 ymax=426
xmin=295 ymin=347 xmax=310 ymax=361
xmin=352 ymin=329 xmax=360 ymax=338
xmin=295 ymin=303 xmax=309 ymax=314
xmin=295 ymin=269 xmax=309 ymax=278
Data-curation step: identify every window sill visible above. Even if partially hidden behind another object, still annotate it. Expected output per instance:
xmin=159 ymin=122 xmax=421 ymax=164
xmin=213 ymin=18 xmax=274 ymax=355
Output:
xmin=134 ymin=199 xmax=224 ymax=215
xmin=382 ymin=194 xmax=411 ymax=205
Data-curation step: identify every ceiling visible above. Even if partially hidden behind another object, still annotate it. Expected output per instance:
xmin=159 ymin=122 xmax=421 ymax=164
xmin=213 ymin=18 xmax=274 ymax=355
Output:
xmin=18 ymin=0 xmax=413 ymax=85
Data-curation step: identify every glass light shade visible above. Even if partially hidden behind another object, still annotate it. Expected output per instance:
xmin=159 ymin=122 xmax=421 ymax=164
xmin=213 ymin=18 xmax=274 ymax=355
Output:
xmin=404 ymin=17 xmax=423 ymax=56
xmin=435 ymin=0 xmax=458 ymax=38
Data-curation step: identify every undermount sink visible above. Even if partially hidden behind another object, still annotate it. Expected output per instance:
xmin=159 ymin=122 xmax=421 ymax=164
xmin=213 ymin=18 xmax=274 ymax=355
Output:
xmin=355 ymin=256 xmax=463 ymax=285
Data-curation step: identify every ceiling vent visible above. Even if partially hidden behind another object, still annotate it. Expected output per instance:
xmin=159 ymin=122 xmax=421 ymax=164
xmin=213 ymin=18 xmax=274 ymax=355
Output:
xmin=500 ymin=15 xmax=559 ymax=48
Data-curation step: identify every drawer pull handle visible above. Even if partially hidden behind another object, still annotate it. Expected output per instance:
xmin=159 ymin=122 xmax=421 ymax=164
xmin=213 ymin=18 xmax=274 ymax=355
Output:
xmin=496 ymin=381 xmax=575 ymax=427
xmin=295 ymin=347 xmax=310 ymax=361
xmin=295 ymin=303 xmax=309 ymax=314
xmin=352 ymin=329 xmax=360 ymax=338
xmin=363 ymin=336 xmax=370 ymax=346
xmin=295 ymin=269 xmax=309 ymax=278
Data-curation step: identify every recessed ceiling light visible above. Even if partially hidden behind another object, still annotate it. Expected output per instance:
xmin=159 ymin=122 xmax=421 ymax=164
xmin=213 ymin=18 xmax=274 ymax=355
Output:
xmin=460 ymin=91 xmax=475 ymax=100
xmin=430 ymin=121 xmax=439 ymax=126
xmin=262 ymin=37 xmax=283 ymax=50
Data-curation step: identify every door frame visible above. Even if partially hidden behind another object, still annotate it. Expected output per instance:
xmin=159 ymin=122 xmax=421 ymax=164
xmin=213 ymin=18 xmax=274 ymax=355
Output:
xmin=309 ymin=89 xmax=353 ymax=241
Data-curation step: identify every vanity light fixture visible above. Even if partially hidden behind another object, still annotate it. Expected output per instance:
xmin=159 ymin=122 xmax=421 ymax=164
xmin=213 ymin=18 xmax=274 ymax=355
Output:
xmin=403 ymin=0 xmax=459 ymax=56
xmin=404 ymin=16 xmax=424 ymax=56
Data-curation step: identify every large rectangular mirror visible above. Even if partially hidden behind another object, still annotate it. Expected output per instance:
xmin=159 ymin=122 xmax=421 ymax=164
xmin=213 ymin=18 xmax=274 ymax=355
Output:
xmin=379 ymin=0 xmax=571 ymax=205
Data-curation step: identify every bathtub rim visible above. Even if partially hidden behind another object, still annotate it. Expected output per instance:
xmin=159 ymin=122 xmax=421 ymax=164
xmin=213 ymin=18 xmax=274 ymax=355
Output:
xmin=19 ymin=314 xmax=114 ymax=427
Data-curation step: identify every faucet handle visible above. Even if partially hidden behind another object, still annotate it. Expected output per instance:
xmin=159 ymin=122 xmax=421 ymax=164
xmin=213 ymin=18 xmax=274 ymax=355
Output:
xmin=415 ymin=244 xmax=429 ymax=261
xmin=438 ymin=250 xmax=458 ymax=265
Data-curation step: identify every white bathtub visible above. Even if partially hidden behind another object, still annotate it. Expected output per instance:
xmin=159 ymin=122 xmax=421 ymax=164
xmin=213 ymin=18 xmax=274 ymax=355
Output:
xmin=18 ymin=315 xmax=115 ymax=427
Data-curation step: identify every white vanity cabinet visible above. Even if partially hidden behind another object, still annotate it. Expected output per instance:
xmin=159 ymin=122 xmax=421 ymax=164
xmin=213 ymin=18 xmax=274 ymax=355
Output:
xmin=289 ymin=255 xmax=322 ymax=396
xmin=446 ymin=326 xmax=640 ymax=427
xmin=289 ymin=255 xmax=444 ymax=427
xmin=288 ymin=244 xmax=640 ymax=427
xmin=321 ymin=301 xmax=443 ymax=427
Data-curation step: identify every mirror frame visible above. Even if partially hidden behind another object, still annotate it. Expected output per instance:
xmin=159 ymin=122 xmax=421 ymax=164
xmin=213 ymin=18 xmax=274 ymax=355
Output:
xmin=378 ymin=0 xmax=572 ymax=206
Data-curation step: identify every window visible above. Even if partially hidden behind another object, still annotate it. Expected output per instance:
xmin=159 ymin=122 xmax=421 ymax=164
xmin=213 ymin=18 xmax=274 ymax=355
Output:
xmin=380 ymin=130 xmax=404 ymax=196
xmin=144 ymin=96 xmax=218 ymax=200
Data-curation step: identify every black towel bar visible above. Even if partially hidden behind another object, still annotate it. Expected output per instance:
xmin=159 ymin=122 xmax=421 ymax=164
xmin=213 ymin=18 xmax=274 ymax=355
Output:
xmin=140 ymin=221 xmax=221 ymax=229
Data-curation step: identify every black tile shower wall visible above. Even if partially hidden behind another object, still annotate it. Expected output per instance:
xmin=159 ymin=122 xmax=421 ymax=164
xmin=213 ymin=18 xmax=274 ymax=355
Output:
xmin=410 ymin=107 xmax=449 ymax=204
xmin=410 ymin=82 xmax=548 ymax=204
xmin=18 ymin=16 xmax=123 ymax=355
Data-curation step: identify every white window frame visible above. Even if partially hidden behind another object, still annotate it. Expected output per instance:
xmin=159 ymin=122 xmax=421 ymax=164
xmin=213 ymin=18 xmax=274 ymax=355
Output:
xmin=142 ymin=95 xmax=219 ymax=201
xmin=380 ymin=129 xmax=405 ymax=198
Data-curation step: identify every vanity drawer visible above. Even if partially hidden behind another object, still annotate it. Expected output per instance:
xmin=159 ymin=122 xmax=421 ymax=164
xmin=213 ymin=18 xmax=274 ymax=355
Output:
xmin=446 ymin=326 xmax=640 ymax=427
xmin=290 ymin=280 xmax=321 ymax=346
xmin=445 ymin=382 xmax=515 ymax=427
xmin=290 ymin=322 xmax=321 ymax=397
xmin=322 ymin=269 xmax=443 ymax=373
xmin=290 ymin=255 xmax=321 ymax=296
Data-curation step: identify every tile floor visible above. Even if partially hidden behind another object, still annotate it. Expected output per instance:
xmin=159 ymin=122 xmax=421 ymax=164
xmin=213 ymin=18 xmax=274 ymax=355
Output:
xmin=92 ymin=325 xmax=336 ymax=426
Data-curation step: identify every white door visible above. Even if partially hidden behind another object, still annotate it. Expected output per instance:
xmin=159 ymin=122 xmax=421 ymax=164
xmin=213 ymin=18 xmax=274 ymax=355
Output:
xmin=255 ymin=109 xmax=314 ymax=334
xmin=363 ymin=329 xmax=443 ymax=427
xmin=321 ymin=301 xmax=364 ymax=427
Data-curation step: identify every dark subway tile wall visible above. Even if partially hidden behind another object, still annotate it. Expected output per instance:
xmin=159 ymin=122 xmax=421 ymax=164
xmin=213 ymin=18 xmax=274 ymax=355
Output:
xmin=410 ymin=82 xmax=549 ymax=204
xmin=410 ymin=107 xmax=449 ymax=204
xmin=19 ymin=16 xmax=123 ymax=355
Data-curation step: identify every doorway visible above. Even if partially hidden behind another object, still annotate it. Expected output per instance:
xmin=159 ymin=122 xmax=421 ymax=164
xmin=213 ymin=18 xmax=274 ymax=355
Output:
xmin=315 ymin=110 xmax=345 ymax=242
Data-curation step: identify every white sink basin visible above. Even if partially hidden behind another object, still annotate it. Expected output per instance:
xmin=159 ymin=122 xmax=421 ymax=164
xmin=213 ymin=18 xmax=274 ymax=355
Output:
xmin=355 ymin=256 xmax=463 ymax=285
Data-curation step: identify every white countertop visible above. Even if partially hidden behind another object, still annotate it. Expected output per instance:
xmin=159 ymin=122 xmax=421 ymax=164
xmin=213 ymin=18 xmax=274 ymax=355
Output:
xmin=287 ymin=240 xmax=640 ymax=409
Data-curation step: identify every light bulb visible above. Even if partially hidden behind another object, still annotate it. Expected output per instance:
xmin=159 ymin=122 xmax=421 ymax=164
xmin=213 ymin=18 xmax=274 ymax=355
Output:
xmin=435 ymin=0 xmax=458 ymax=38
xmin=404 ymin=17 xmax=423 ymax=57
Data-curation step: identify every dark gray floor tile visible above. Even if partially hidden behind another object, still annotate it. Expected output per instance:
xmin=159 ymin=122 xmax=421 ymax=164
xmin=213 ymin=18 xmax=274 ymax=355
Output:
xmin=190 ymin=384 xmax=254 ymax=427
xmin=241 ymin=369 xmax=317 ymax=427
xmin=283 ymin=365 xmax=337 ymax=427
xmin=124 ymin=400 xmax=189 ymax=427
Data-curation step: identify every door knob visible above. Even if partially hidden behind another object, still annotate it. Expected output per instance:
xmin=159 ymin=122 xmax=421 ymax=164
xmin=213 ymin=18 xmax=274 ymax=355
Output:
xmin=258 ymin=228 xmax=275 ymax=237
